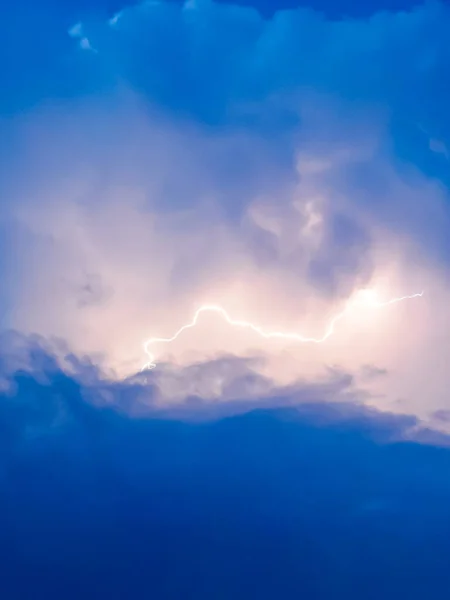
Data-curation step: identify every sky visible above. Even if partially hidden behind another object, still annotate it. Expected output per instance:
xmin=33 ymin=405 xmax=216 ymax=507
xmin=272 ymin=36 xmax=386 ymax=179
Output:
xmin=2 ymin=0 xmax=450 ymax=597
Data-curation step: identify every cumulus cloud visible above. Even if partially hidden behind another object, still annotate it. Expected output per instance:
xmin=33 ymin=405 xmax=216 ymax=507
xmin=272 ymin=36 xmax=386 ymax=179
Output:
xmin=1 ymin=0 xmax=450 ymax=424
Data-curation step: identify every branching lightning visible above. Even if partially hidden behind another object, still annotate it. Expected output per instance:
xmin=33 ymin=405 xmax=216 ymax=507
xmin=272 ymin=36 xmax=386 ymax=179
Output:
xmin=142 ymin=290 xmax=424 ymax=370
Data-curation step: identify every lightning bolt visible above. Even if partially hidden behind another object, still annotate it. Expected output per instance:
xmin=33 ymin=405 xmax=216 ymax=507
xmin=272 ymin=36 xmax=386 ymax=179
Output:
xmin=142 ymin=290 xmax=424 ymax=370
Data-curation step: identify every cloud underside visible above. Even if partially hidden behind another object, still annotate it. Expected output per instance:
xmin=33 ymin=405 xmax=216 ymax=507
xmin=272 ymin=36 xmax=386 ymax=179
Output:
xmin=1 ymin=339 xmax=450 ymax=598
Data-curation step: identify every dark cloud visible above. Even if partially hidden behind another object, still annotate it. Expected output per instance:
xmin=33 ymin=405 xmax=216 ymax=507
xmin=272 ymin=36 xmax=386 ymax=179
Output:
xmin=71 ymin=1 xmax=450 ymax=137
xmin=307 ymin=211 xmax=373 ymax=297
xmin=0 ymin=339 xmax=449 ymax=598
xmin=360 ymin=364 xmax=388 ymax=380
xmin=432 ymin=409 xmax=450 ymax=423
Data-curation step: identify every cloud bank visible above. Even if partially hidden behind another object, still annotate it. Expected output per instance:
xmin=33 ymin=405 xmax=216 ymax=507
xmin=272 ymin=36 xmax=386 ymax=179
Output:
xmin=2 ymin=0 xmax=450 ymax=423
xmin=1 ymin=341 xmax=450 ymax=599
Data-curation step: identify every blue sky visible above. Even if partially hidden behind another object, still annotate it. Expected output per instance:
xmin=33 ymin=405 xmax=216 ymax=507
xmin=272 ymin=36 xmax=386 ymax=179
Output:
xmin=2 ymin=0 xmax=450 ymax=597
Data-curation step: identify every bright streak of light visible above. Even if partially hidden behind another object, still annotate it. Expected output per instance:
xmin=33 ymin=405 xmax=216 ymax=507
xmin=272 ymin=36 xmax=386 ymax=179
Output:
xmin=142 ymin=290 xmax=424 ymax=370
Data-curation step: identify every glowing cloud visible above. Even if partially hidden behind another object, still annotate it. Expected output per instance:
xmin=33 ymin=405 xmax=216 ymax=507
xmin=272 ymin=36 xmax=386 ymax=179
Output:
xmin=143 ymin=290 xmax=424 ymax=370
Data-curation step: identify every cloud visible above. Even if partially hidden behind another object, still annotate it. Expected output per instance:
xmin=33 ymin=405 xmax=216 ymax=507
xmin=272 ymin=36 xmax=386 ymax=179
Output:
xmin=76 ymin=0 xmax=450 ymax=134
xmin=1 ymin=338 xmax=450 ymax=598
xmin=68 ymin=21 xmax=97 ymax=52
xmin=1 ymin=0 xmax=450 ymax=423
xmin=429 ymin=137 xmax=449 ymax=159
